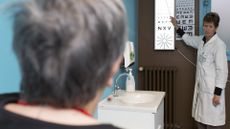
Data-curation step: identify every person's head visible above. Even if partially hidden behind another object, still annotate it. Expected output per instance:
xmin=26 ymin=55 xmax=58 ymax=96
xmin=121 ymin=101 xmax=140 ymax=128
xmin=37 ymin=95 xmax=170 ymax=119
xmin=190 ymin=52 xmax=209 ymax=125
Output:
xmin=203 ymin=12 xmax=220 ymax=38
xmin=13 ymin=0 xmax=127 ymax=108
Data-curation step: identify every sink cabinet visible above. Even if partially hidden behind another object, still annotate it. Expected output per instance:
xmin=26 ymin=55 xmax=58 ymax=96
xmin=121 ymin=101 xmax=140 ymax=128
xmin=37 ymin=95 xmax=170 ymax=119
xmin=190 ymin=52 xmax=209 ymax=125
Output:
xmin=97 ymin=91 xmax=165 ymax=129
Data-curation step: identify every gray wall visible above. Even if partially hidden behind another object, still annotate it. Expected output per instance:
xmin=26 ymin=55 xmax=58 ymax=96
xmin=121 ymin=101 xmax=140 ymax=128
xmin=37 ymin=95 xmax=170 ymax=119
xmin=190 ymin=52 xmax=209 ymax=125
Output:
xmin=212 ymin=0 xmax=230 ymax=50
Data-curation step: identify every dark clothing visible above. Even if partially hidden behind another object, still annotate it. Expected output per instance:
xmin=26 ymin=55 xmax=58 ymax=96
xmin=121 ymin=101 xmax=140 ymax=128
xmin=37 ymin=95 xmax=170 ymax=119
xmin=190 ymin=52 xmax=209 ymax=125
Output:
xmin=196 ymin=121 xmax=223 ymax=129
xmin=0 ymin=93 xmax=120 ymax=129
xmin=176 ymin=28 xmax=185 ymax=37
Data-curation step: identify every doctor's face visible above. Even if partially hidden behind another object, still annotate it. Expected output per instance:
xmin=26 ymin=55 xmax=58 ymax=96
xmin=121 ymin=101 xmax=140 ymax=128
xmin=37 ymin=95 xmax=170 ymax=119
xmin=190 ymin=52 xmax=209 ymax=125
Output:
xmin=203 ymin=22 xmax=217 ymax=40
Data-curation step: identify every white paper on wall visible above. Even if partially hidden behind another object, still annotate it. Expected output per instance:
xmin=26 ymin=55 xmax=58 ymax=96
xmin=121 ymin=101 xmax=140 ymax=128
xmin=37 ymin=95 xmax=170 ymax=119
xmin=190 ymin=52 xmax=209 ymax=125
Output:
xmin=176 ymin=0 xmax=195 ymax=40
xmin=154 ymin=0 xmax=175 ymax=50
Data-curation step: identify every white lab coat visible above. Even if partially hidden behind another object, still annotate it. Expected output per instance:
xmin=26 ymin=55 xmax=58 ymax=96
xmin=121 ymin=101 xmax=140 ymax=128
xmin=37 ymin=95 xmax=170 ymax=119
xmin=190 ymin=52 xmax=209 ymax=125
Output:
xmin=182 ymin=34 xmax=228 ymax=126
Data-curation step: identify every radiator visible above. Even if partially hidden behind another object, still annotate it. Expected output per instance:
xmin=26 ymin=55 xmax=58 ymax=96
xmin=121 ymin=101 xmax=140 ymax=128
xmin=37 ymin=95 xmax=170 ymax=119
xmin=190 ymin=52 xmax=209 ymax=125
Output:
xmin=139 ymin=66 xmax=177 ymax=129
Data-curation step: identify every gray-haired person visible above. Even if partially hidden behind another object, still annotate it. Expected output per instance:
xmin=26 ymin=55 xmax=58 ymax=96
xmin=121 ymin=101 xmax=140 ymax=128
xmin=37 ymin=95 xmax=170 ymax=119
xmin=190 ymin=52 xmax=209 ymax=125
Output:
xmin=0 ymin=0 xmax=127 ymax=129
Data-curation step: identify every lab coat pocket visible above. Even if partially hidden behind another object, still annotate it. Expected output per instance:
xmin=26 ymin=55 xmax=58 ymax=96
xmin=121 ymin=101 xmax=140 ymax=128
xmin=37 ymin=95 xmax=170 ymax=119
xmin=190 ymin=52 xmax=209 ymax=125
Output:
xmin=202 ymin=53 xmax=214 ymax=65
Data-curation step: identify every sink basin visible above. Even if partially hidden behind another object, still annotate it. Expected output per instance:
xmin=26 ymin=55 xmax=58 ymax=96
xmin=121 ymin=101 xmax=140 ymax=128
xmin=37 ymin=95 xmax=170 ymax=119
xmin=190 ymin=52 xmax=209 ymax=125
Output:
xmin=119 ymin=92 xmax=155 ymax=104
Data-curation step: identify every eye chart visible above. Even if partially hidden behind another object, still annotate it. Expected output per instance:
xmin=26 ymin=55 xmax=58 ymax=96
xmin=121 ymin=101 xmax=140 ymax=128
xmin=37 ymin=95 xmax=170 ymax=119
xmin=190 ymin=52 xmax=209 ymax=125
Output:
xmin=176 ymin=0 xmax=195 ymax=40
xmin=155 ymin=0 xmax=175 ymax=50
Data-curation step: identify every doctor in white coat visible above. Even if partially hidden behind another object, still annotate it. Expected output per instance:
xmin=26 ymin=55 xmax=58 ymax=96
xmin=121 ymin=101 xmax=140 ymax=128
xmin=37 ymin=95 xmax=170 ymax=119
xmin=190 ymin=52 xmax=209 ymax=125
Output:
xmin=171 ymin=12 xmax=228 ymax=129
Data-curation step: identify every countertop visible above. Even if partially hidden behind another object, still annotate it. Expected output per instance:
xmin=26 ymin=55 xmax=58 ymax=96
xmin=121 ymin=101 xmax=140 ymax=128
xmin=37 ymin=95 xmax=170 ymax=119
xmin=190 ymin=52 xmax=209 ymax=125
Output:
xmin=98 ymin=90 xmax=165 ymax=113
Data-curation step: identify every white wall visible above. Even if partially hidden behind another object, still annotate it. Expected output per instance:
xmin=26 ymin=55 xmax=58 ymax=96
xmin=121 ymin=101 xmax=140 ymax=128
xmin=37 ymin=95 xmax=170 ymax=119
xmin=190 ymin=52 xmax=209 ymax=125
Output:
xmin=212 ymin=0 xmax=230 ymax=50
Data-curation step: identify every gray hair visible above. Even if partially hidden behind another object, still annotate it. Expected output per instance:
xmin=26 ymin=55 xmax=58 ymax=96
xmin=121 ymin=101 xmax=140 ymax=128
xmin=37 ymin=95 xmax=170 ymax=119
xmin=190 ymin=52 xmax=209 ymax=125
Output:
xmin=13 ymin=0 xmax=127 ymax=108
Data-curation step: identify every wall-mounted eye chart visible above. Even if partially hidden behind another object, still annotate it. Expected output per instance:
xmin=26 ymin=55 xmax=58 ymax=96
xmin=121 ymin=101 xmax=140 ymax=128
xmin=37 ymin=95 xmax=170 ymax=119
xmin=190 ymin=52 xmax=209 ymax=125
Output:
xmin=176 ymin=0 xmax=195 ymax=40
xmin=154 ymin=0 xmax=175 ymax=50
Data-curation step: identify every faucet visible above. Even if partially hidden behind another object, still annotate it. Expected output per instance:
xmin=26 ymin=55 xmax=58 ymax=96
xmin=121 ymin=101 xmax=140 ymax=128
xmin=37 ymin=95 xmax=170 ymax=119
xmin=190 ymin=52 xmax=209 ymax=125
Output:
xmin=113 ymin=72 xmax=129 ymax=97
xmin=113 ymin=68 xmax=135 ymax=97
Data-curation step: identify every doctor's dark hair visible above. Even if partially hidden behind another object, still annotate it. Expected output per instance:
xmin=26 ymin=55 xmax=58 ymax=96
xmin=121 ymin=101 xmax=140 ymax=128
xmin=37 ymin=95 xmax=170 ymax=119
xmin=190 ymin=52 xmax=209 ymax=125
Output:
xmin=203 ymin=12 xmax=220 ymax=28
xmin=13 ymin=0 xmax=127 ymax=108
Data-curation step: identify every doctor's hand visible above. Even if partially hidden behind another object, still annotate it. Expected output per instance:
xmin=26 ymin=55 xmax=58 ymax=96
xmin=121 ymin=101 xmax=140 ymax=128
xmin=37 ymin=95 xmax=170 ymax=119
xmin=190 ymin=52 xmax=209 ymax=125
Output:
xmin=170 ymin=16 xmax=179 ymax=30
xmin=212 ymin=95 xmax=220 ymax=107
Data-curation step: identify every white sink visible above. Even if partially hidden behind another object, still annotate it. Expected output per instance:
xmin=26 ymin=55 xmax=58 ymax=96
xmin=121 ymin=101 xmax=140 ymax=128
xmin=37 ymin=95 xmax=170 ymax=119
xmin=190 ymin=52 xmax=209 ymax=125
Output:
xmin=98 ymin=90 xmax=165 ymax=113
xmin=119 ymin=92 xmax=155 ymax=104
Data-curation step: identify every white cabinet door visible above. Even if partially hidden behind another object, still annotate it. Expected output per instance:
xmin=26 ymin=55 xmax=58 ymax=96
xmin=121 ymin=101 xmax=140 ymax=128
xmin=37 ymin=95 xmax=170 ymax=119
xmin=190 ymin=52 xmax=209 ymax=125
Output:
xmin=98 ymin=101 xmax=164 ymax=129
